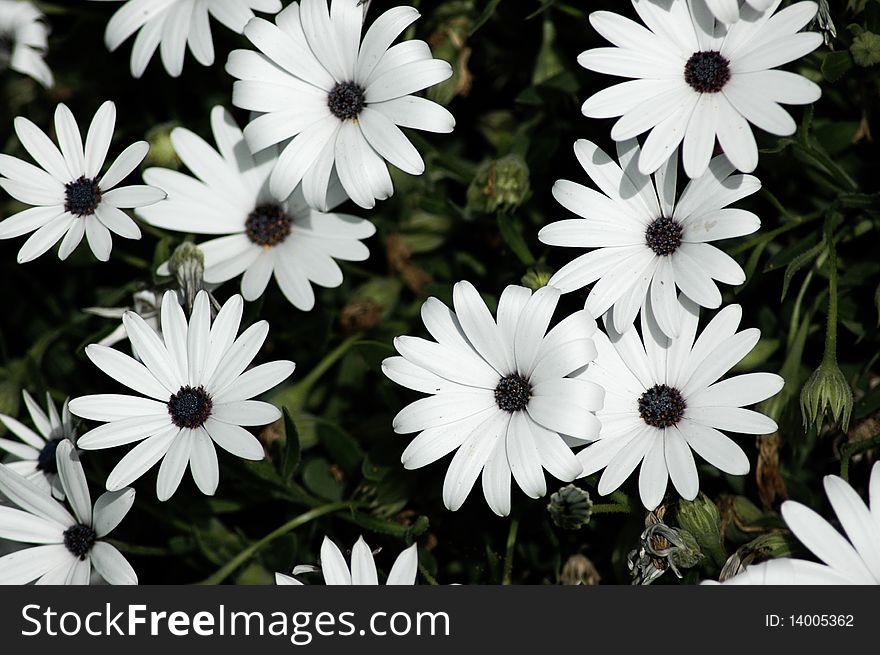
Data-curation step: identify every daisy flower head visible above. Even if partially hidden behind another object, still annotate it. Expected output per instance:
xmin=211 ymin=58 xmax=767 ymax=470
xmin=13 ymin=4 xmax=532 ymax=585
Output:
xmin=137 ymin=106 xmax=376 ymax=311
xmin=92 ymin=0 xmax=283 ymax=78
xmin=383 ymin=282 xmax=604 ymax=516
xmin=0 ymin=101 xmax=166 ymax=263
xmin=0 ymin=0 xmax=53 ymax=87
xmin=715 ymin=462 xmax=880 ymax=584
xmin=68 ymin=290 xmax=295 ymax=501
xmin=703 ymin=0 xmax=775 ymax=24
xmin=227 ymin=0 xmax=456 ymax=209
xmin=575 ymin=295 xmax=783 ymax=511
xmin=0 ymin=440 xmax=137 ymax=585
xmin=539 ymin=139 xmax=760 ymax=338
xmin=0 ymin=390 xmax=76 ymax=500
xmin=276 ymin=535 xmax=418 ymax=585
xmin=579 ymin=0 xmax=823 ymax=177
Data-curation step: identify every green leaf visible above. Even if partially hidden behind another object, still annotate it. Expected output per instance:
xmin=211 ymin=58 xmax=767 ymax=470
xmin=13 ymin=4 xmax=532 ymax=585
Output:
xmin=497 ymin=214 xmax=536 ymax=265
xmin=302 ymin=458 xmax=343 ymax=501
xmin=820 ymin=50 xmax=854 ymax=81
xmin=281 ymin=407 xmax=301 ymax=480
xmin=780 ymin=240 xmax=826 ymax=300
xmin=317 ymin=423 xmax=364 ymax=475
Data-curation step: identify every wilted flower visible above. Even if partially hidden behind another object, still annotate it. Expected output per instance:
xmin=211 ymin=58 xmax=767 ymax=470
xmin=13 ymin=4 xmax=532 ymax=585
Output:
xmin=628 ymin=511 xmax=703 ymax=585
xmin=560 ymin=554 xmax=600 ymax=586
xmin=800 ymin=359 xmax=853 ymax=431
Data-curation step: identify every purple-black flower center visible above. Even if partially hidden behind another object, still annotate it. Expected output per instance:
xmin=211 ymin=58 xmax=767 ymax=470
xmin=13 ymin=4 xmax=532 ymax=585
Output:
xmin=167 ymin=385 xmax=213 ymax=429
xmin=36 ymin=437 xmax=62 ymax=474
xmin=63 ymin=523 xmax=97 ymax=560
xmin=64 ymin=176 xmax=102 ymax=216
xmin=245 ymin=203 xmax=291 ymax=248
xmin=645 ymin=216 xmax=683 ymax=256
xmin=495 ymin=374 xmax=532 ymax=413
xmin=328 ymin=81 xmax=366 ymax=121
xmin=684 ymin=51 xmax=731 ymax=94
xmin=638 ymin=384 xmax=686 ymax=429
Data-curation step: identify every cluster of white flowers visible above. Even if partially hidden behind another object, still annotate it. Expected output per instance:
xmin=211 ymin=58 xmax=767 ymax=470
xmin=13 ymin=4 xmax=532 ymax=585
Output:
xmin=0 ymin=0 xmax=872 ymax=587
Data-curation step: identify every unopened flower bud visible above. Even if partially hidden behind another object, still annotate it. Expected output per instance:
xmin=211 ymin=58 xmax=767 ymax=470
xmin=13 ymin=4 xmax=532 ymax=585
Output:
xmin=719 ymin=532 xmax=798 ymax=582
xmin=467 ymin=155 xmax=531 ymax=215
xmin=547 ymin=484 xmax=593 ymax=530
xmin=169 ymin=242 xmax=206 ymax=313
xmin=676 ymin=492 xmax=725 ymax=567
xmin=144 ymin=122 xmax=181 ymax=169
xmin=521 ymin=264 xmax=553 ymax=291
xmin=800 ymin=359 xmax=853 ymax=432
xmin=851 ymin=29 xmax=880 ymax=67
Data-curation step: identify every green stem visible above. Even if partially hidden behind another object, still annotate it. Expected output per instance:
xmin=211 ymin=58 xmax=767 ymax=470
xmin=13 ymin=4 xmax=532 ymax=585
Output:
xmin=840 ymin=433 xmax=880 ymax=480
xmin=501 ymin=517 xmax=519 ymax=585
xmin=198 ymin=501 xmax=353 ymax=585
xmin=822 ymin=221 xmax=839 ymax=368
xmin=591 ymin=503 xmax=631 ymax=515
xmin=291 ymin=333 xmax=363 ymax=399
xmin=418 ymin=563 xmax=439 ymax=586
xmin=105 ymin=540 xmax=173 ymax=557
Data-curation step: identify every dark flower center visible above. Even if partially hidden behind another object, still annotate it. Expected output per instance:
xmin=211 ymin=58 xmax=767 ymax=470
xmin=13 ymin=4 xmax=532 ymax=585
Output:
xmin=167 ymin=385 xmax=213 ymax=429
xmin=328 ymin=81 xmax=366 ymax=121
xmin=645 ymin=216 xmax=683 ymax=256
xmin=638 ymin=384 xmax=686 ymax=429
xmin=245 ymin=203 xmax=291 ymax=248
xmin=63 ymin=523 xmax=97 ymax=560
xmin=495 ymin=374 xmax=532 ymax=413
xmin=684 ymin=51 xmax=731 ymax=94
xmin=36 ymin=438 xmax=63 ymax=474
xmin=64 ymin=176 xmax=102 ymax=217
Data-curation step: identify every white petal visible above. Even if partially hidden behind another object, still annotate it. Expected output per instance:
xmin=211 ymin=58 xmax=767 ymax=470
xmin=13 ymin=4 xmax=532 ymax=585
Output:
xmin=56 ymin=441 xmax=91 ymax=525
xmin=91 ymin=541 xmax=138 ymax=585
xmin=386 ymin=543 xmax=418 ymax=585
xmin=69 ymin=394 xmax=168 ymax=422
xmin=320 ymin=536 xmax=352 ymax=585
xmin=105 ymin=427 xmax=179 ymax=492
xmin=350 ymin=536 xmax=379 ymax=585
xmin=203 ymin=418 xmax=264 ymax=460
xmin=93 ymin=488 xmax=136 ymax=538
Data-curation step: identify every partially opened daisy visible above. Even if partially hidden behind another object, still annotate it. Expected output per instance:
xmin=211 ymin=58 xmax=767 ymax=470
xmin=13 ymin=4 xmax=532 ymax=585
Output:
xmin=575 ymin=296 xmax=782 ymax=510
xmin=69 ymin=290 xmax=295 ymax=500
xmin=91 ymin=0 xmax=282 ymax=78
xmin=579 ymin=0 xmax=823 ymax=177
xmin=383 ymin=282 xmax=603 ymax=516
xmin=0 ymin=0 xmax=53 ymax=87
xmin=0 ymin=440 xmax=137 ymax=585
xmin=539 ymin=139 xmax=759 ymax=338
xmin=276 ymin=536 xmax=418 ymax=585
xmin=0 ymin=390 xmax=76 ymax=500
xmin=704 ymin=0 xmax=775 ymax=24
xmin=0 ymin=101 xmax=165 ymax=263
xmin=715 ymin=462 xmax=880 ymax=584
xmin=137 ymin=106 xmax=376 ymax=311
xmin=227 ymin=0 xmax=455 ymax=209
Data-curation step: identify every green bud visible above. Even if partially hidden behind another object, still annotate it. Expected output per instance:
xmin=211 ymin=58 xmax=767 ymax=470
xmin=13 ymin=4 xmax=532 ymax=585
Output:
xmin=851 ymin=30 xmax=880 ymax=67
xmin=466 ymin=155 xmax=531 ymax=215
xmin=169 ymin=242 xmax=206 ymax=313
xmin=800 ymin=359 xmax=853 ymax=432
xmin=667 ymin=529 xmax=703 ymax=571
xmin=547 ymin=484 xmax=593 ymax=530
xmin=718 ymin=532 xmax=798 ymax=582
xmin=144 ymin=122 xmax=181 ymax=169
xmin=676 ymin=493 xmax=725 ymax=567
xmin=521 ymin=264 xmax=553 ymax=291
xmin=721 ymin=495 xmax=767 ymax=544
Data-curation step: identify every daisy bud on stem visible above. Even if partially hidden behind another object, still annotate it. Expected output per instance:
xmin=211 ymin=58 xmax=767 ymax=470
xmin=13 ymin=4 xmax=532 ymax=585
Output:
xmin=168 ymin=242 xmax=207 ymax=315
xmin=800 ymin=224 xmax=853 ymax=432
xmin=676 ymin=493 xmax=725 ymax=568
xmin=547 ymin=484 xmax=593 ymax=530
xmin=466 ymin=154 xmax=531 ymax=215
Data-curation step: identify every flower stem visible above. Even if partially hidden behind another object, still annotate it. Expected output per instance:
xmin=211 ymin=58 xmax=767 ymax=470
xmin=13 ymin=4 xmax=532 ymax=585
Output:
xmin=198 ymin=501 xmax=353 ymax=585
xmin=822 ymin=220 xmax=839 ymax=369
xmin=501 ymin=517 xmax=519 ymax=585
xmin=590 ymin=502 xmax=631 ymax=515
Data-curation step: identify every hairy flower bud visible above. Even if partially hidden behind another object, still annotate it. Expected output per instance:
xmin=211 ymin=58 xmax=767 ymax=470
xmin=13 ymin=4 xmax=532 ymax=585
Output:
xmin=676 ymin=493 xmax=725 ymax=567
xmin=800 ymin=359 xmax=853 ymax=432
xmin=547 ymin=484 xmax=593 ymax=530
xmin=467 ymin=155 xmax=531 ymax=215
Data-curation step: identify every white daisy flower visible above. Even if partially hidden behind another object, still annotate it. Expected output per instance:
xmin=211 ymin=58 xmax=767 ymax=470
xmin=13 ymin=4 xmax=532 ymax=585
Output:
xmin=227 ymin=0 xmax=456 ymax=210
xmin=0 ymin=390 xmax=76 ymax=500
xmin=575 ymin=296 xmax=783 ymax=510
xmin=0 ymin=440 xmax=137 ymax=585
xmin=276 ymin=535 xmax=418 ymax=585
xmin=0 ymin=0 xmax=53 ymax=87
xmin=718 ymin=464 xmax=880 ymax=585
xmin=539 ymin=139 xmax=760 ymax=338
xmin=383 ymin=282 xmax=604 ymax=516
xmin=68 ymin=290 xmax=295 ymax=501
xmin=579 ymin=0 xmax=823 ymax=177
xmin=137 ymin=106 xmax=376 ymax=311
xmin=0 ymin=101 xmax=166 ymax=263
xmin=92 ymin=0 xmax=283 ymax=78
xmin=704 ymin=0 xmax=775 ymax=24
